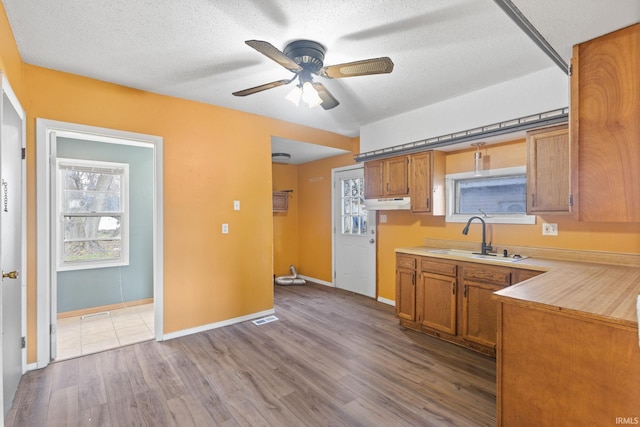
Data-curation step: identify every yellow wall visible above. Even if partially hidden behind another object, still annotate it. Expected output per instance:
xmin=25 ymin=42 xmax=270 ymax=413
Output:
xmin=272 ymin=163 xmax=299 ymax=277
xmin=297 ymin=145 xmax=358 ymax=282
xmin=376 ymin=140 xmax=640 ymax=301
xmin=272 ymin=140 xmax=358 ymax=283
xmin=0 ymin=3 xmax=353 ymax=363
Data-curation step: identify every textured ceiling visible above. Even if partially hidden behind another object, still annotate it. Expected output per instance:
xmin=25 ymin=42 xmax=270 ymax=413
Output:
xmin=2 ymin=0 xmax=637 ymax=161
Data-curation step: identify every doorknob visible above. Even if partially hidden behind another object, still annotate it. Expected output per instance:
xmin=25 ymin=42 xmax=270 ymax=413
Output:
xmin=2 ymin=271 xmax=18 ymax=279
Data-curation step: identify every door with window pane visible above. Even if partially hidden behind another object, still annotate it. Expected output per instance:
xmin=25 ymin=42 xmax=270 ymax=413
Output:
xmin=333 ymin=167 xmax=376 ymax=298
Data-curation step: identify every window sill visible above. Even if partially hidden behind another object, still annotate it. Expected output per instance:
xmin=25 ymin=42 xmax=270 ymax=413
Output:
xmin=446 ymin=214 xmax=536 ymax=225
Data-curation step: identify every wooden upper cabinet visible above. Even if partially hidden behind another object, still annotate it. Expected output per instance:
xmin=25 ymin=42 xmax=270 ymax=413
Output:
xmin=526 ymin=125 xmax=571 ymax=214
xmin=363 ymin=155 xmax=409 ymax=199
xmin=384 ymin=156 xmax=409 ymax=196
xmin=409 ymin=151 xmax=446 ymax=215
xmin=571 ymin=23 xmax=640 ymax=222
xmin=363 ymin=160 xmax=385 ymax=198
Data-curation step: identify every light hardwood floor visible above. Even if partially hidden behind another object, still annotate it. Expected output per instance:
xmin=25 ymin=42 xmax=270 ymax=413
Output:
xmin=7 ymin=283 xmax=496 ymax=426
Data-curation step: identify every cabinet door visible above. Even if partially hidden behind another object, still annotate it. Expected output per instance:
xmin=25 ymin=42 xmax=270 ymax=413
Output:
xmin=409 ymin=152 xmax=432 ymax=213
xmin=462 ymin=280 xmax=503 ymax=348
xmin=396 ymin=268 xmax=416 ymax=321
xmin=417 ymin=272 xmax=457 ymax=335
xmin=527 ymin=126 xmax=571 ymax=214
xmin=572 ymin=23 xmax=640 ymax=222
xmin=364 ymin=160 xmax=384 ymax=198
xmin=385 ymin=156 xmax=409 ymax=196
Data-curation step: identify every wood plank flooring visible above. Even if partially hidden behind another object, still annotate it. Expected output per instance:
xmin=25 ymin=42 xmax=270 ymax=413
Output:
xmin=7 ymin=283 xmax=496 ymax=426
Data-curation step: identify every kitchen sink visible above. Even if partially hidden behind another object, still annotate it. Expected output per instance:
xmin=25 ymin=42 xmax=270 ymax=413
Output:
xmin=471 ymin=254 xmax=529 ymax=263
xmin=427 ymin=249 xmax=529 ymax=263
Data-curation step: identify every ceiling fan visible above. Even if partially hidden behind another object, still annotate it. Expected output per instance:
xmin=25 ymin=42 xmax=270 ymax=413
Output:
xmin=232 ymin=39 xmax=394 ymax=110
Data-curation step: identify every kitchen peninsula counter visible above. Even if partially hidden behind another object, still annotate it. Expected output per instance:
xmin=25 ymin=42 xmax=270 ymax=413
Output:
xmin=397 ymin=241 xmax=640 ymax=425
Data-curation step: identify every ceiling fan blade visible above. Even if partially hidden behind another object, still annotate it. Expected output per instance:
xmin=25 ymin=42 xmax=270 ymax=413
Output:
xmin=312 ymin=83 xmax=340 ymax=110
xmin=319 ymin=57 xmax=394 ymax=79
xmin=245 ymin=40 xmax=303 ymax=73
xmin=232 ymin=79 xmax=292 ymax=97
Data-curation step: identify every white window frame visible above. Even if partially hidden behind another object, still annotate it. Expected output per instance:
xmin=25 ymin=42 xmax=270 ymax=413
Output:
xmin=340 ymin=176 xmax=368 ymax=236
xmin=445 ymin=166 xmax=536 ymax=224
xmin=56 ymin=157 xmax=130 ymax=271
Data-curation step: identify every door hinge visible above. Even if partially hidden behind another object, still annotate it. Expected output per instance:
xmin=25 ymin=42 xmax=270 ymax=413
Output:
xmin=21 ymin=148 xmax=26 ymax=160
xmin=50 ymin=324 xmax=56 ymax=334
xmin=568 ymin=64 xmax=573 ymax=76
xmin=21 ymin=336 xmax=25 ymax=349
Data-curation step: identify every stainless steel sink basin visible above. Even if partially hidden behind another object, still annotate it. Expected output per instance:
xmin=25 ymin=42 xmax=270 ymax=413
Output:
xmin=427 ymin=249 xmax=474 ymax=256
xmin=471 ymin=254 xmax=529 ymax=263
xmin=427 ymin=249 xmax=529 ymax=263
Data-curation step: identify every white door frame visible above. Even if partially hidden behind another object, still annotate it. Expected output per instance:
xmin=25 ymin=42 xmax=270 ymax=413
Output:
xmin=35 ymin=119 xmax=164 ymax=368
xmin=0 ymin=72 xmax=27 ymax=418
xmin=331 ymin=164 xmax=376 ymax=296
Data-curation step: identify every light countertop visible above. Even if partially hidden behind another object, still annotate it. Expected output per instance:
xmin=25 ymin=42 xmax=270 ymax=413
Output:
xmin=396 ymin=245 xmax=640 ymax=329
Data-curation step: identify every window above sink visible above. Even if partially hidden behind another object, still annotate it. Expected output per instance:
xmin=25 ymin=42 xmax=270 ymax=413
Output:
xmin=446 ymin=166 xmax=536 ymax=225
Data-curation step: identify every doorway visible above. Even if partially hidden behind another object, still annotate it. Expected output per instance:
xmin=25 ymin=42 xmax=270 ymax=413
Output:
xmin=0 ymin=73 xmax=26 ymax=419
xmin=36 ymin=119 xmax=164 ymax=367
xmin=332 ymin=165 xmax=376 ymax=298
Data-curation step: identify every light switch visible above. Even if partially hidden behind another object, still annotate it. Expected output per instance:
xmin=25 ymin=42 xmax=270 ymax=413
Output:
xmin=222 ymin=224 xmax=229 ymax=234
xmin=234 ymin=200 xmax=240 ymax=211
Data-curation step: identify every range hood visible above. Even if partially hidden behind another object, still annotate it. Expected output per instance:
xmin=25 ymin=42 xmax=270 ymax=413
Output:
xmin=364 ymin=196 xmax=411 ymax=210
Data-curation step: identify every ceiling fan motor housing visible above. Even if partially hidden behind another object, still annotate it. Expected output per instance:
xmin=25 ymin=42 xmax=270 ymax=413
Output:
xmin=284 ymin=40 xmax=326 ymax=72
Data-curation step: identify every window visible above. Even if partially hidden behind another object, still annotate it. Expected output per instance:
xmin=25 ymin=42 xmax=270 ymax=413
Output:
xmin=446 ymin=166 xmax=535 ymax=224
xmin=57 ymin=158 xmax=129 ymax=270
xmin=341 ymin=177 xmax=368 ymax=235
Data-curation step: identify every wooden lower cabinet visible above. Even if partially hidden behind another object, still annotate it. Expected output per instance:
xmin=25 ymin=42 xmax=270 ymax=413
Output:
xmin=418 ymin=272 xmax=457 ymax=334
xmin=395 ymin=254 xmax=417 ymax=321
xmin=396 ymin=253 xmax=545 ymax=356
xmin=497 ymin=302 xmax=640 ymax=426
xmin=461 ymin=264 xmax=512 ymax=350
xmin=462 ymin=281 xmax=504 ymax=349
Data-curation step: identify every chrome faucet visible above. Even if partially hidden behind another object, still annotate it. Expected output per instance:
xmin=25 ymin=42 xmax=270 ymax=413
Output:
xmin=462 ymin=216 xmax=494 ymax=256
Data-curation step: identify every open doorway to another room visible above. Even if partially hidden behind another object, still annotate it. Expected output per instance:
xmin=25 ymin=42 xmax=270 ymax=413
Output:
xmin=53 ymin=139 xmax=155 ymax=360
xmin=36 ymin=119 xmax=164 ymax=366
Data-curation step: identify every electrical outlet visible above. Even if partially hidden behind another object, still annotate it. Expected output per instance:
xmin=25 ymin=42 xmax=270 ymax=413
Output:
xmin=222 ymin=224 xmax=229 ymax=234
xmin=234 ymin=200 xmax=240 ymax=211
xmin=380 ymin=214 xmax=388 ymax=223
xmin=542 ymin=223 xmax=558 ymax=236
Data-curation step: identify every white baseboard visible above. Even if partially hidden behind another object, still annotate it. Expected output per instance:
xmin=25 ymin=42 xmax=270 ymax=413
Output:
xmin=377 ymin=296 xmax=396 ymax=306
xmin=162 ymin=308 xmax=276 ymax=341
xmin=25 ymin=362 xmax=38 ymax=372
xmin=297 ymin=275 xmax=333 ymax=287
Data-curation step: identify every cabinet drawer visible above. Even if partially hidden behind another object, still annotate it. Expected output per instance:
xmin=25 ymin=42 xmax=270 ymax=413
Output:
xmin=463 ymin=264 xmax=511 ymax=286
xmin=397 ymin=255 xmax=416 ymax=270
xmin=421 ymin=258 xmax=457 ymax=277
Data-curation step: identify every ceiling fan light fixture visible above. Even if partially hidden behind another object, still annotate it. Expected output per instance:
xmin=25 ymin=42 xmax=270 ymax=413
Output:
xmin=301 ymin=81 xmax=323 ymax=108
xmin=285 ymin=85 xmax=302 ymax=106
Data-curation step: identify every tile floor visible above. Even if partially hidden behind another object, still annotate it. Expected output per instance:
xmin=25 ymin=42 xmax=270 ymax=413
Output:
xmin=55 ymin=303 xmax=154 ymax=361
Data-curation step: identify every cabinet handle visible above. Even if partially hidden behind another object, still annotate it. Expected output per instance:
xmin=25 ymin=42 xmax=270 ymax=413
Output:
xmin=452 ymin=281 xmax=456 ymax=295
xmin=426 ymin=198 xmax=430 ymax=210
xmin=386 ymin=182 xmax=390 ymax=192
xmin=412 ymin=273 xmax=415 ymax=286
xmin=464 ymin=285 xmax=467 ymax=298
xmin=531 ymin=193 xmax=535 ymax=207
